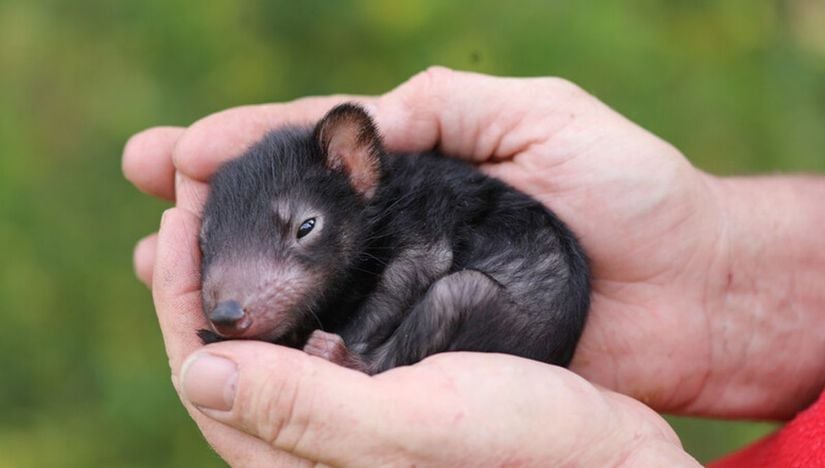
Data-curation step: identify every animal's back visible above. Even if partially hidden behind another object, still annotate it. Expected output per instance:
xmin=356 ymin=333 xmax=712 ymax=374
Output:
xmin=361 ymin=152 xmax=590 ymax=366
xmin=198 ymin=103 xmax=589 ymax=372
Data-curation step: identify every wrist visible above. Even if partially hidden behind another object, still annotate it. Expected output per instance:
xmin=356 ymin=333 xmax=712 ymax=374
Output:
xmin=698 ymin=175 xmax=825 ymax=419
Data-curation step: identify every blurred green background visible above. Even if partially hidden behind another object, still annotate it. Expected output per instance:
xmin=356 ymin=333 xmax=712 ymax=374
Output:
xmin=1 ymin=0 xmax=823 ymax=466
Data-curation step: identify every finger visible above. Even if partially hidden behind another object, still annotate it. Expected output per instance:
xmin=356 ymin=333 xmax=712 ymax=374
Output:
xmin=171 ymin=68 xmax=599 ymax=183
xmin=152 ymin=207 xmax=207 ymax=372
xmin=175 ymin=171 xmax=210 ymax=215
xmin=153 ymin=208 xmax=310 ymax=465
xmin=133 ymin=233 xmax=158 ymax=287
xmin=373 ymin=66 xmax=596 ymax=162
xmin=131 ymin=172 xmax=208 ymax=292
xmin=174 ymin=96 xmax=375 ymax=182
xmin=180 ymin=341 xmax=390 ymax=466
xmin=123 ymin=126 xmax=184 ymax=200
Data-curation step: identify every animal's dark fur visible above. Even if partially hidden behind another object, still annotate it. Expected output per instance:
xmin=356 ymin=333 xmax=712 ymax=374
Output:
xmin=199 ymin=104 xmax=590 ymax=374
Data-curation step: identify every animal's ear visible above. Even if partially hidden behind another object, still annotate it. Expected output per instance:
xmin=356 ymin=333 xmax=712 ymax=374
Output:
xmin=315 ymin=103 xmax=383 ymax=199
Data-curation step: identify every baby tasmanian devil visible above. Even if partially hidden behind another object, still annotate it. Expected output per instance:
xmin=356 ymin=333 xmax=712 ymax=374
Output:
xmin=198 ymin=103 xmax=590 ymax=374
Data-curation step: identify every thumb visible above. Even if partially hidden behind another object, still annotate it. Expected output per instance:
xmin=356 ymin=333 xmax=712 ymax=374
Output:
xmin=179 ymin=340 xmax=390 ymax=466
xmin=372 ymin=66 xmax=597 ymax=161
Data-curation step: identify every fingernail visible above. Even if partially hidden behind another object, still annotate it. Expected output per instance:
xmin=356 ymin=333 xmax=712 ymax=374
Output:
xmin=181 ymin=353 xmax=238 ymax=411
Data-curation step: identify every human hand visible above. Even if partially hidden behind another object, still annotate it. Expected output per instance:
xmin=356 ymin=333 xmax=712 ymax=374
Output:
xmin=179 ymin=345 xmax=699 ymax=467
xmin=125 ymin=67 xmax=824 ymax=433
xmin=151 ymin=208 xmax=698 ymax=466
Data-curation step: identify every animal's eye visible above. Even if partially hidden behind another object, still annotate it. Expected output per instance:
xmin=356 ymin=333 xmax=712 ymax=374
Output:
xmin=296 ymin=218 xmax=316 ymax=239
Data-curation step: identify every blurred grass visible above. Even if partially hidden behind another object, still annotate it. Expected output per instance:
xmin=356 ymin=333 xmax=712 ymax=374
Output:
xmin=1 ymin=0 xmax=822 ymax=465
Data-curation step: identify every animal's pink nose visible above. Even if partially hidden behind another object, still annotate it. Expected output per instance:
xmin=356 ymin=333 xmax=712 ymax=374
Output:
xmin=209 ymin=300 xmax=249 ymax=336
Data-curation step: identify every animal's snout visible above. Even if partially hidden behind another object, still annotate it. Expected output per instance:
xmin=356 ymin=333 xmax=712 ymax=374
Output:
xmin=209 ymin=300 xmax=250 ymax=336
xmin=201 ymin=260 xmax=313 ymax=341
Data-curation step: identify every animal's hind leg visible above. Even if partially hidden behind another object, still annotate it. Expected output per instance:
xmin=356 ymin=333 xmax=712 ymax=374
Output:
xmin=303 ymin=329 xmax=370 ymax=373
xmin=364 ymin=269 xmax=512 ymax=374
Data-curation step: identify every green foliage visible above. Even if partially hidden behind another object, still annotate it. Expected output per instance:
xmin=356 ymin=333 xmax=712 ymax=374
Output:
xmin=1 ymin=1 xmax=821 ymax=465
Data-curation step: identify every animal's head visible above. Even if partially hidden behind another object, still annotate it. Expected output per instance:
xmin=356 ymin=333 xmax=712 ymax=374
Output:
xmin=199 ymin=104 xmax=383 ymax=340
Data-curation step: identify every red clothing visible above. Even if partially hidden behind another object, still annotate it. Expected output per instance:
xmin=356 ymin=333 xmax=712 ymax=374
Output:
xmin=711 ymin=390 xmax=825 ymax=468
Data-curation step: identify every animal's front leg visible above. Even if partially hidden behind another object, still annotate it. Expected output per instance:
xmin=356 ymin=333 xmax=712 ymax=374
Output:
xmin=303 ymin=330 xmax=371 ymax=373
xmin=306 ymin=270 xmax=510 ymax=375
xmin=342 ymin=239 xmax=453 ymax=350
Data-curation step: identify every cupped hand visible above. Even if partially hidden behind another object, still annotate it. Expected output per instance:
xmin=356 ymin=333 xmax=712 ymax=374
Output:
xmin=125 ymin=68 xmax=740 ymax=417
xmin=179 ymin=342 xmax=698 ymax=467
xmin=152 ymin=207 xmax=698 ymax=466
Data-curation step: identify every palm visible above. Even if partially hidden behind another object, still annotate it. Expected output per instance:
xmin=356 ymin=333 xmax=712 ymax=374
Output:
xmin=481 ymin=121 xmax=721 ymax=410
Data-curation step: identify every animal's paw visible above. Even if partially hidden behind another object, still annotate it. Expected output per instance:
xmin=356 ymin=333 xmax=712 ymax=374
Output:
xmin=197 ymin=328 xmax=224 ymax=344
xmin=303 ymin=330 xmax=369 ymax=373
xmin=303 ymin=330 xmax=350 ymax=362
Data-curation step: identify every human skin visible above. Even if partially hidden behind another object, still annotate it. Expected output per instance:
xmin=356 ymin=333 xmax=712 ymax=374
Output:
xmin=124 ymin=68 xmax=825 ymax=465
xmin=149 ymin=206 xmax=698 ymax=466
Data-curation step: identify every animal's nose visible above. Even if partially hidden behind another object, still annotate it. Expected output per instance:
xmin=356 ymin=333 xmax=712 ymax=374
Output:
xmin=209 ymin=300 xmax=247 ymax=334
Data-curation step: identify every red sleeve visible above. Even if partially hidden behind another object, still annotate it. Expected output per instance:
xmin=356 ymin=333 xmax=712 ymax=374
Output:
xmin=710 ymin=390 xmax=825 ymax=468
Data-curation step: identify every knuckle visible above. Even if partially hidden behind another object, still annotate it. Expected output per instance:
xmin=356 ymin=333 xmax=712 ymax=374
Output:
xmin=398 ymin=65 xmax=455 ymax=101
xmin=535 ymin=76 xmax=591 ymax=101
xmin=419 ymin=65 xmax=455 ymax=83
